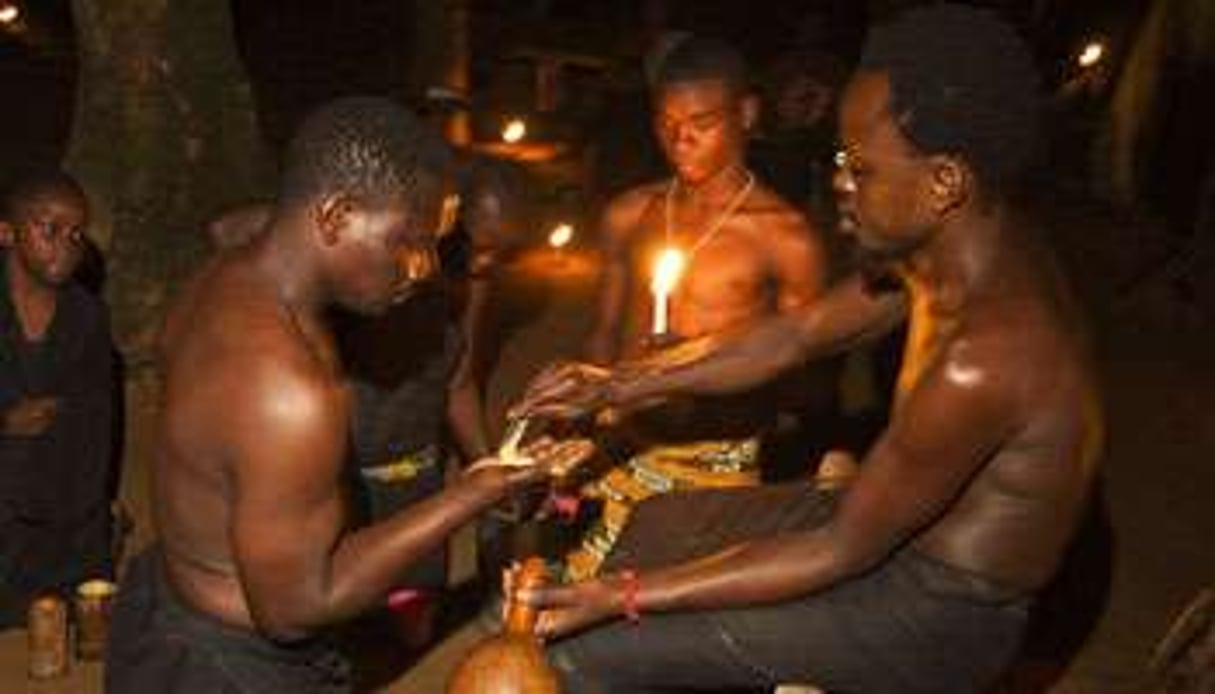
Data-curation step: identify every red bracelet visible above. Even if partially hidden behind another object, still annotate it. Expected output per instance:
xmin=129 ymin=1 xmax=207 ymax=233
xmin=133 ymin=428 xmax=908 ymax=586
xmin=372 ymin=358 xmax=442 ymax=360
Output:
xmin=619 ymin=569 xmax=641 ymax=624
xmin=549 ymin=492 xmax=581 ymax=522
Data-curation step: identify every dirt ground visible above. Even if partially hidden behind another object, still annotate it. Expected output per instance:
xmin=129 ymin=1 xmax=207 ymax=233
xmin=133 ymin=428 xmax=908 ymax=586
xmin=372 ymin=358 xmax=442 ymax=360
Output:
xmin=2 ymin=198 xmax=1213 ymax=692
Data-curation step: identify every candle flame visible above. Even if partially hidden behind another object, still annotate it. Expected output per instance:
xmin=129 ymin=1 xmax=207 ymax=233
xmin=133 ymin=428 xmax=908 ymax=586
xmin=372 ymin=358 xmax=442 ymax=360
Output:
xmin=651 ymin=248 xmax=686 ymax=295
xmin=1077 ymin=41 xmax=1104 ymax=69
xmin=502 ymin=118 xmax=527 ymax=144
xmin=548 ymin=223 xmax=574 ymax=248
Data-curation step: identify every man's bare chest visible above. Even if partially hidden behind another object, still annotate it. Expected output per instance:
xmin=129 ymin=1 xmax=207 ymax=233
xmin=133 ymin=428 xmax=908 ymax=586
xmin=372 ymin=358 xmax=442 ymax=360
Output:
xmin=627 ymin=214 xmax=772 ymax=302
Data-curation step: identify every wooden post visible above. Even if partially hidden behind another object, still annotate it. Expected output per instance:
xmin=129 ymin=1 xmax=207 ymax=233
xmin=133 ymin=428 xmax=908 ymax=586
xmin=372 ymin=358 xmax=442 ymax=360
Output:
xmin=442 ymin=0 xmax=472 ymax=145
xmin=65 ymin=0 xmax=268 ymax=360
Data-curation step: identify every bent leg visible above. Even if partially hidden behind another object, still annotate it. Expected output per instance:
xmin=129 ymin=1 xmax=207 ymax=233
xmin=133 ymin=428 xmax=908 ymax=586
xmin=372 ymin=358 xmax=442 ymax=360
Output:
xmin=550 ymin=609 xmax=773 ymax=693
xmin=558 ymin=484 xmax=1027 ymax=693
xmin=551 ymin=551 xmax=1027 ymax=693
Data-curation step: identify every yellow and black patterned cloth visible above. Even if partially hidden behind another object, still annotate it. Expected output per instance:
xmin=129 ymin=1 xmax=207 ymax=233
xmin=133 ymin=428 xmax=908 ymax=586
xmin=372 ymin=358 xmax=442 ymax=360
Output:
xmin=563 ymin=438 xmax=760 ymax=582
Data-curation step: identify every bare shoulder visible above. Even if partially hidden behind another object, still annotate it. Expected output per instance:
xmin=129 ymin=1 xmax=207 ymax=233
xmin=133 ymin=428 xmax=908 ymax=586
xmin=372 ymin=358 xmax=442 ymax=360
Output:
xmin=206 ymin=203 xmax=271 ymax=250
xmin=940 ymin=323 xmax=1023 ymax=394
xmin=167 ymin=257 xmax=343 ymax=443
xmin=927 ymin=294 xmax=1101 ymax=493
xmin=940 ymin=302 xmax=1068 ymax=415
xmin=609 ymin=180 xmax=666 ymax=212
xmin=602 ymin=182 xmax=665 ymax=244
xmin=747 ymin=184 xmax=816 ymax=236
xmin=744 ymin=183 xmax=825 ymax=261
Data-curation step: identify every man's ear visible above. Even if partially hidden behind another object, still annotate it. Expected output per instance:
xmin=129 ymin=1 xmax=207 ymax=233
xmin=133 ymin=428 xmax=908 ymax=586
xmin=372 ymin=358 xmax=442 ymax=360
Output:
xmin=741 ymin=94 xmax=760 ymax=134
xmin=313 ymin=194 xmax=356 ymax=247
xmin=928 ymin=156 xmax=969 ymax=216
xmin=0 ymin=221 xmax=15 ymax=247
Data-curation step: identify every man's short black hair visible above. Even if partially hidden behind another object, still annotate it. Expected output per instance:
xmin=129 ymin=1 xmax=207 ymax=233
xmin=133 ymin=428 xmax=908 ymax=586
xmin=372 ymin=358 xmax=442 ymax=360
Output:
xmin=859 ymin=4 xmax=1042 ymax=191
xmin=652 ymin=36 xmax=749 ymax=98
xmin=3 ymin=169 xmax=87 ymax=221
xmin=278 ymin=96 xmax=452 ymax=206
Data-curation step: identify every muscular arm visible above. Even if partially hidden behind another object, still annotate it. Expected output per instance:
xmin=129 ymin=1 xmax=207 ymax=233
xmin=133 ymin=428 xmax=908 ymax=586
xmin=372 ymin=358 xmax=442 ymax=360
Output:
xmin=517 ymin=274 xmax=905 ymax=420
xmin=767 ymin=209 xmax=828 ymax=314
xmin=584 ymin=191 xmax=649 ymax=364
xmin=228 ymin=362 xmax=513 ymax=641
xmin=532 ymin=336 xmax=1024 ymax=632
xmin=612 ymin=274 xmax=905 ymax=405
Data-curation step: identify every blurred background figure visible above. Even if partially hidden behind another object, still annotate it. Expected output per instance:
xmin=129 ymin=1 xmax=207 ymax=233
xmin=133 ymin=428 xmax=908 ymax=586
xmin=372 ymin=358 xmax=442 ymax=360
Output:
xmin=749 ymin=12 xmax=846 ymax=224
xmin=0 ymin=170 xmax=118 ymax=627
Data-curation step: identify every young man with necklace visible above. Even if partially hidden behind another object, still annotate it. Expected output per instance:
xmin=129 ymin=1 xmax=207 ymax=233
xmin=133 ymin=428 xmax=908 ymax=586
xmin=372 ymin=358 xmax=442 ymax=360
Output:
xmin=586 ymin=36 xmax=826 ymax=364
xmin=561 ymin=37 xmax=831 ymax=581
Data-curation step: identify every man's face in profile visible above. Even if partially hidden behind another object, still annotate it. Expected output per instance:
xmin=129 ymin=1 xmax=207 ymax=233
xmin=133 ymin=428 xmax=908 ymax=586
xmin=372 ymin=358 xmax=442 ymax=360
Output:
xmin=833 ymin=71 xmax=940 ymax=269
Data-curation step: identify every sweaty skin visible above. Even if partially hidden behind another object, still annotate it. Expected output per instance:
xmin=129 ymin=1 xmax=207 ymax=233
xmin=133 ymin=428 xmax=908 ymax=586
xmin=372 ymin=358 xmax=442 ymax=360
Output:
xmin=516 ymin=71 xmax=1103 ymax=638
xmin=157 ymin=193 xmax=590 ymax=642
xmin=585 ymin=78 xmax=826 ymax=364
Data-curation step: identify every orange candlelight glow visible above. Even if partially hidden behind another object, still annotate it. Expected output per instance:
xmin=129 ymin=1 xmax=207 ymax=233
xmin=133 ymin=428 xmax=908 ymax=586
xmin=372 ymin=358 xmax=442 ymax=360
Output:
xmin=548 ymin=223 xmax=574 ymax=249
xmin=650 ymin=247 xmax=686 ymax=335
xmin=0 ymin=2 xmax=20 ymax=25
xmin=1077 ymin=40 xmax=1105 ymax=69
xmin=501 ymin=118 xmax=527 ymax=144
xmin=438 ymin=193 xmax=461 ymax=239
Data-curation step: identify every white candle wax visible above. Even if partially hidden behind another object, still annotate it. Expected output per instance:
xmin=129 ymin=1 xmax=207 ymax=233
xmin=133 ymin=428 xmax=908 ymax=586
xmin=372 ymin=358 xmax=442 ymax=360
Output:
xmin=653 ymin=290 xmax=669 ymax=334
xmin=650 ymin=248 xmax=686 ymax=335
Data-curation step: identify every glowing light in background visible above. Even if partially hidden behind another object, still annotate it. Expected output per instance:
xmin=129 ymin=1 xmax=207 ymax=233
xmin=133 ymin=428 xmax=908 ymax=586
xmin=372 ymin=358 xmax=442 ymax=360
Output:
xmin=501 ymin=118 xmax=527 ymax=144
xmin=1077 ymin=40 xmax=1105 ymax=69
xmin=0 ymin=2 xmax=20 ymax=26
xmin=437 ymin=193 xmax=461 ymax=239
xmin=548 ymin=223 xmax=574 ymax=249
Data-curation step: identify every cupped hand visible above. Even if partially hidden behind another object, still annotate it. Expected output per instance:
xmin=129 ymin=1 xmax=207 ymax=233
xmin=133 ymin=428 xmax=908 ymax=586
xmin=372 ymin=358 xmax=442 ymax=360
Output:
xmin=465 ymin=437 xmax=595 ymax=487
xmin=1 ymin=397 xmax=59 ymax=437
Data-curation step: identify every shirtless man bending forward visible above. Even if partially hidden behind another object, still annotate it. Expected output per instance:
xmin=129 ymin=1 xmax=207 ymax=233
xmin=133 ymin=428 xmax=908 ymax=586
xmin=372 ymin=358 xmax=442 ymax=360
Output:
xmin=104 ymin=97 xmax=588 ymax=693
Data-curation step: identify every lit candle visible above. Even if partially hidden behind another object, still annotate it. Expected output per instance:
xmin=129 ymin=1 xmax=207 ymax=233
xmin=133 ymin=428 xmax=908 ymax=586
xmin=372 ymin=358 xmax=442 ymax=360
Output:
xmin=548 ymin=222 xmax=575 ymax=269
xmin=0 ymin=3 xmax=19 ymax=25
xmin=548 ymin=223 xmax=574 ymax=250
xmin=1077 ymin=40 xmax=1105 ymax=69
xmin=650 ymin=247 xmax=686 ymax=335
xmin=501 ymin=118 xmax=527 ymax=143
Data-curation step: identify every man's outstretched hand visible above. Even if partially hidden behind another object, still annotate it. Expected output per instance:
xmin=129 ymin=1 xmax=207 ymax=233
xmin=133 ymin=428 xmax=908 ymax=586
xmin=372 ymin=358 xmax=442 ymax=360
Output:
xmin=464 ymin=436 xmax=595 ymax=487
xmin=509 ymin=362 xmax=616 ymax=421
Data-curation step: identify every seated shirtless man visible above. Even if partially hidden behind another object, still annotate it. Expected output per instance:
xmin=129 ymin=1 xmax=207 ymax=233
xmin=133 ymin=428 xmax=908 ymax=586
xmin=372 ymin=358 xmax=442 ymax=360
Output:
xmin=104 ymin=97 xmax=589 ymax=693
xmin=514 ymin=6 xmax=1104 ymax=692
